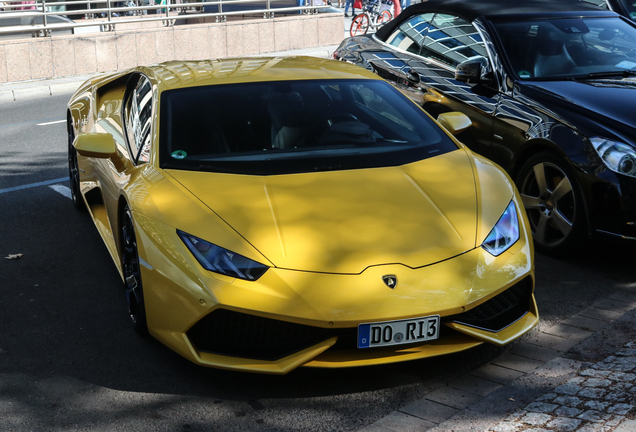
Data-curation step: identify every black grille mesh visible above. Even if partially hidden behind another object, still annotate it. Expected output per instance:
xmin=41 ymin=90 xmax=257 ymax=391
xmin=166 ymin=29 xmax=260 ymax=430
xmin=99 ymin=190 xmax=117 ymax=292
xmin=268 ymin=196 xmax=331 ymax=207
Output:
xmin=187 ymin=309 xmax=334 ymax=361
xmin=446 ymin=277 xmax=533 ymax=332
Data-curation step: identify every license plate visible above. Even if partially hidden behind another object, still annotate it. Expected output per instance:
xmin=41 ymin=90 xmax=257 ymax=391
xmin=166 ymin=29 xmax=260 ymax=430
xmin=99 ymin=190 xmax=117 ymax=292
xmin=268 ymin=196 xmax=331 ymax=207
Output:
xmin=358 ymin=315 xmax=440 ymax=348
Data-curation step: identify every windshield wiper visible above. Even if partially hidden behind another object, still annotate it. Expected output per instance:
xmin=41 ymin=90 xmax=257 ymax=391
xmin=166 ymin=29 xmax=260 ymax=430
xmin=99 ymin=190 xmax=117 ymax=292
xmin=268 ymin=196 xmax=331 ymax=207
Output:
xmin=577 ymin=70 xmax=636 ymax=80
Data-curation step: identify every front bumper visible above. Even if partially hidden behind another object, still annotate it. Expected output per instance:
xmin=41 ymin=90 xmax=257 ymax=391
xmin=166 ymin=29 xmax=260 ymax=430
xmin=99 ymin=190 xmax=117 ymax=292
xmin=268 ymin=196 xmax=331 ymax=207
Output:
xmin=133 ymin=212 xmax=537 ymax=374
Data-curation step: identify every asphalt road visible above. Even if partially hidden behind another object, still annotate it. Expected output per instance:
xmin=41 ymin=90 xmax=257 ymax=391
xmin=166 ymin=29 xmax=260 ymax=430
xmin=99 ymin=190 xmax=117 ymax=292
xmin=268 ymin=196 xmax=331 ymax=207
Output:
xmin=0 ymin=93 xmax=634 ymax=432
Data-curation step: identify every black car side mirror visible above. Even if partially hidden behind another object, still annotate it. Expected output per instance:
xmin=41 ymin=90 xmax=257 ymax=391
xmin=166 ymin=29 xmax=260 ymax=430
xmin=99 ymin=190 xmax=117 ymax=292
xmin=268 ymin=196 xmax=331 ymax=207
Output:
xmin=455 ymin=56 xmax=493 ymax=85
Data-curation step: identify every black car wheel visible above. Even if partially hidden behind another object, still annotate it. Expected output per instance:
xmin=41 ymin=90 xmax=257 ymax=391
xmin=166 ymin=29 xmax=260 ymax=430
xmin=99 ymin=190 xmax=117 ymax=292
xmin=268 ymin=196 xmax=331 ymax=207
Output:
xmin=517 ymin=152 xmax=584 ymax=254
xmin=121 ymin=205 xmax=149 ymax=336
xmin=67 ymin=121 xmax=86 ymax=211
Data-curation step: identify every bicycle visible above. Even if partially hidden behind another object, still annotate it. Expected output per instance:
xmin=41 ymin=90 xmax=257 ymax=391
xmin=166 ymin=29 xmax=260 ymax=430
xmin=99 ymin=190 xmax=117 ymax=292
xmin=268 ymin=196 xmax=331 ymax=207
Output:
xmin=350 ymin=0 xmax=392 ymax=37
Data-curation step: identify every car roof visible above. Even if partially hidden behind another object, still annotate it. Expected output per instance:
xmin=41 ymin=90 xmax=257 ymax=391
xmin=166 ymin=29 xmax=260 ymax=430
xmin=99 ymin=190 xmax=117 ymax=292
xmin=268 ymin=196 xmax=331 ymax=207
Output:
xmin=375 ymin=0 xmax=614 ymax=40
xmin=145 ymin=56 xmax=381 ymax=92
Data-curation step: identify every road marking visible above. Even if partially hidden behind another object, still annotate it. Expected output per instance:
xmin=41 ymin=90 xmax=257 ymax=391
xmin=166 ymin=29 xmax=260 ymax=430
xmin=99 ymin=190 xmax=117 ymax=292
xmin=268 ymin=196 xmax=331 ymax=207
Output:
xmin=0 ymin=117 xmax=65 ymax=129
xmin=49 ymin=184 xmax=72 ymax=199
xmin=37 ymin=119 xmax=66 ymax=126
xmin=0 ymin=177 xmax=68 ymax=195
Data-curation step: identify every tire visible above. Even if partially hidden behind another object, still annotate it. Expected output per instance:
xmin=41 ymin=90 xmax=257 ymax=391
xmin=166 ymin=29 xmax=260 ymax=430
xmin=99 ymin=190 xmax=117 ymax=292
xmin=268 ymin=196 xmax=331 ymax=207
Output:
xmin=516 ymin=152 xmax=585 ymax=254
xmin=121 ymin=205 xmax=149 ymax=336
xmin=350 ymin=13 xmax=370 ymax=37
xmin=67 ymin=121 xmax=86 ymax=212
xmin=377 ymin=10 xmax=392 ymax=26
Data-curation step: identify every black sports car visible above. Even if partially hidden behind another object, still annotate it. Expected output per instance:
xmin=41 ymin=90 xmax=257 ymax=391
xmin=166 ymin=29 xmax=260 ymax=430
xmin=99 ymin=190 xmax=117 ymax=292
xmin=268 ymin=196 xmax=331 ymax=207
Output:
xmin=335 ymin=0 xmax=636 ymax=253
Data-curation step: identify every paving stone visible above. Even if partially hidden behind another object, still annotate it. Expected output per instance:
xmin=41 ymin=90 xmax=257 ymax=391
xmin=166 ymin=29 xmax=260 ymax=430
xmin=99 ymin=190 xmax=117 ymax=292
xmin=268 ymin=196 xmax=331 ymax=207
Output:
xmin=606 ymin=391 xmax=630 ymax=402
xmin=580 ymin=369 xmax=612 ymax=378
xmin=510 ymin=342 xmax=561 ymax=363
xmin=553 ymin=395 xmax=583 ymax=407
xmin=583 ymin=378 xmax=612 ymax=387
xmin=609 ymin=372 xmax=636 ymax=382
xmin=578 ymin=306 xmax=623 ymax=322
xmin=470 ymin=363 xmax=525 ymax=385
xmin=555 ymin=383 xmax=583 ymax=396
xmin=608 ymin=403 xmax=634 ymax=415
xmin=505 ymin=410 xmax=527 ymax=422
xmin=491 ymin=352 xmax=545 ymax=373
xmin=609 ymin=291 xmax=636 ymax=304
xmin=555 ymin=406 xmax=583 ymax=417
xmin=578 ymin=388 xmax=607 ymax=399
xmin=363 ymin=411 xmax=435 ymax=432
xmin=606 ymin=416 xmax=626 ymax=427
xmin=613 ymin=382 xmax=634 ymax=391
xmin=578 ymin=410 xmax=605 ymax=422
xmin=544 ymin=323 xmax=595 ymax=342
xmin=536 ymin=393 xmax=557 ymax=402
xmin=399 ymin=398 xmax=459 ymax=424
xmin=546 ymin=417 xmax=581 ymax=431
xmin=424 ymin=385 xmax=482 ymax=410
xmin=525 ymin=333 xmax=579 ymax=352
xmin=560 ymin=315 xmax=609 ymax=333
xmin=584 ymin=400 xmax=610 ymax=411
xmin=525 ymin=402 xmax=558 ymax=413
xmin=616 ymin=348 xmax=636 ymax=356
xmin=592 ymin=298 xmax=631 ymax=313
xmin=447 ymin=375 xmax=503 ymax=397
xmin=519 ymin=412 xmax=551 ymax=426
xmin=491 ymin=422 xmax=523 ymax=432
xmin=614 ymin=419 xmax=636 ymax=432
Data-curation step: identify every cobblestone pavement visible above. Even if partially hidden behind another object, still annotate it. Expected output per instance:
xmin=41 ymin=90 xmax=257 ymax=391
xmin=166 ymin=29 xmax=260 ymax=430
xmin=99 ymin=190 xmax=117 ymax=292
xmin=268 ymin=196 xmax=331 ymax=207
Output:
xmin=491 ymin=342 xmax=636 ymax=432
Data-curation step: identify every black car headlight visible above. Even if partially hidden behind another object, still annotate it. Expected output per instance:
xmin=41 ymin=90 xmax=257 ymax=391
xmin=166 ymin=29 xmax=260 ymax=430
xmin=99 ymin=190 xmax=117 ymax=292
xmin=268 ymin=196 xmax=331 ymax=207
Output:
xmin=591 ymin=137 xmax=636 ymax=178
xmin=482 ymin=201 xmax=520 ymax=257
xmin=178 ymin=230 xmax=268 ymax=281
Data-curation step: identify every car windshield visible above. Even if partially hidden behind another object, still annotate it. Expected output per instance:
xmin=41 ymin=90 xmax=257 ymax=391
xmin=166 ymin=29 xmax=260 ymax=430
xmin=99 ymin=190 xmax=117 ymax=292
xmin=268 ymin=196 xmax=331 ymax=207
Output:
xmin=492 ymin=16 xmax=636 ymax=80
xmin=159 ymin=79 xmax=457 ymax=175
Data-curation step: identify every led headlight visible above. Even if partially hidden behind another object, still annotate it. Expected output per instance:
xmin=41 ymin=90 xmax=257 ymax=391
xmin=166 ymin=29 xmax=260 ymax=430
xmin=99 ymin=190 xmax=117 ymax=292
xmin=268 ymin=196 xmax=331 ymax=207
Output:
xmin=482 ymin=201 xmax=520 ymax=256
xmin=178 ymin=231 xmax=268 ymax=281
xmin=590 ymin=137 xmax=636 ymax=178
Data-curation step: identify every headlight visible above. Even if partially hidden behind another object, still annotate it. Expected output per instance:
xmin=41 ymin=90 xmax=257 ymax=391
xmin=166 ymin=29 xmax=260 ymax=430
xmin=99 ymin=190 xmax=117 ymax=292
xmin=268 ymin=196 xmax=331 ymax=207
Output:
xmin=482 ymin=201 xmax=520 ymax=256
xmin=590 ymin=137 xmax=636 ymax=178
xmin=178 ymin=231 xmax=268 ymax=281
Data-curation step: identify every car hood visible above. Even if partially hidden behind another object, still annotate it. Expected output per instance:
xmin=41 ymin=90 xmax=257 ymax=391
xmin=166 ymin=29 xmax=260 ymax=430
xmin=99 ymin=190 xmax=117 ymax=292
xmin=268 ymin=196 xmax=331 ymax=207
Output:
xmin=517 ymin=79 xmax=636 ymax=138
xmin=167 ymin=150 xmax=480 ymax=274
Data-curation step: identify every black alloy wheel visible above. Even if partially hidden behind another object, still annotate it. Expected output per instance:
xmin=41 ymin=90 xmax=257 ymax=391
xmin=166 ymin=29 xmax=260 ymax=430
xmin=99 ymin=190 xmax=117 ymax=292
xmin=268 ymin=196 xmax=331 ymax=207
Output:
xmin=67 ymin=120 xmax=86 ymax=211
xmin=121 ymin=205 xmax=149 ymax=336
xmin=517 ymin=152 xmax=584 ymax=254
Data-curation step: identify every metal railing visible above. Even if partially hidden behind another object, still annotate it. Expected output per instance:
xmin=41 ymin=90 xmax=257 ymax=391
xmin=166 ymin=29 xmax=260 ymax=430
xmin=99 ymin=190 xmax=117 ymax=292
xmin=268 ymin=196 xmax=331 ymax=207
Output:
xmin=0 ymin=0 xmax=332 ymax=37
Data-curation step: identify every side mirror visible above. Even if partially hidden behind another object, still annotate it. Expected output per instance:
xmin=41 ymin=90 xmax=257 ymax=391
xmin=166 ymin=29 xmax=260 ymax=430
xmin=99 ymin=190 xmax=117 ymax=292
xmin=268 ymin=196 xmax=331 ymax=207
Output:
xmin=406 ymin=68 xmax=420 ymax=84
xmin=455 ymin=56 xmax=493 ymax=84
xmin=74 ymin=132 xmax=127 ymax=171
xmin=437 ymin=112 xmax=472 ymax=136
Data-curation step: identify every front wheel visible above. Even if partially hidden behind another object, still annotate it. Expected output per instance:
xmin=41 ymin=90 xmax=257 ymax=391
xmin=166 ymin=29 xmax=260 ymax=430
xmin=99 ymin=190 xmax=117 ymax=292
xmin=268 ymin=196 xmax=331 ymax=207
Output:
xmin=377 ymin=10 xmax=392 ymax=26
xmin=516 ymin=152 xmax=585 ymax=254
xmin=350 ymin=13 xmax=370 ymax=37
xmin=121 ymin=205 xmax=149 ymax=336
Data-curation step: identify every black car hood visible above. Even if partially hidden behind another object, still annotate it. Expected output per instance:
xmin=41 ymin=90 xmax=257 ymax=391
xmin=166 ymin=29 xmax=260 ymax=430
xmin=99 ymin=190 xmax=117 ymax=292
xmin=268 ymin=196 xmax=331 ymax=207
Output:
xmin=516 ymin=78 xmax=636 ymax=140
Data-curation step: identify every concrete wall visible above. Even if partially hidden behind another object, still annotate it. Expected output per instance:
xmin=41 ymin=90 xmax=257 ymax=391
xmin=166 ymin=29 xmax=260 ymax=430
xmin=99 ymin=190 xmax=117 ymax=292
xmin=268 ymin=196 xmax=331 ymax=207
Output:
xmin=0 ymin=13 xmax=343 ymax=84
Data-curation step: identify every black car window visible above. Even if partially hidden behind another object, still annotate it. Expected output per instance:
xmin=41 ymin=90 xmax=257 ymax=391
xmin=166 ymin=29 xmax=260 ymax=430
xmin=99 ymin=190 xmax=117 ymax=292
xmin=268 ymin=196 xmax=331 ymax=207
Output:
xmin=124 ymin=75 xmax=153 ymax=164
xmin=419 ymin=14 xmax=488 ymax=69
xmin=493 ymin=17 xmax=636 ymax=79
xmin=159 ymin=79 xmax=458 ymax=175
xmin=385 ymin=13 xmax=434 ymax=54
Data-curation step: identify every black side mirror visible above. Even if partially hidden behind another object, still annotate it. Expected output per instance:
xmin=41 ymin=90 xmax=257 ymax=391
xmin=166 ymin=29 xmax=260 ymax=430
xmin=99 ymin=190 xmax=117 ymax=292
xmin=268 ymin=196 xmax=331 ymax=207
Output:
xmin=455 ymin=56 xmax=493 ymax=84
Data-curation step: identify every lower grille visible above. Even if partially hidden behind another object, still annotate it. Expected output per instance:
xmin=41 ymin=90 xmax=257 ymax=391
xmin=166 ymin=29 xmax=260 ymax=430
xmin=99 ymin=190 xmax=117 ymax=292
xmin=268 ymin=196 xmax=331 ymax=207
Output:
xmin=446 ymin=277 xmax=533 ymax=332
xmin=187 ymin=309 xmax=335 ymax=361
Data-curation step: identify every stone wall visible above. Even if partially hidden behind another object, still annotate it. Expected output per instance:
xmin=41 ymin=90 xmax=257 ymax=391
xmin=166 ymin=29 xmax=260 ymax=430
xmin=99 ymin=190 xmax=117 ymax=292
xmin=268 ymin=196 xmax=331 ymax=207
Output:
xmin=0 ymin=13 xmax=342 ymax=83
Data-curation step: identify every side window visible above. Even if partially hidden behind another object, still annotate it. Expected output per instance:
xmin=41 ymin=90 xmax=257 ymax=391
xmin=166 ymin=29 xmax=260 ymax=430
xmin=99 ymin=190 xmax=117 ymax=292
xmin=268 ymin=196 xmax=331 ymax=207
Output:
xmin=420 ymin=14 xmax=488 ymax=68
xmin=385 ymin=13 xmax=435 ymax=54
xmin=124 ymin=75 xmax=153 ymax=164
xmin=351 ymin=84 xmax=416 ymax=131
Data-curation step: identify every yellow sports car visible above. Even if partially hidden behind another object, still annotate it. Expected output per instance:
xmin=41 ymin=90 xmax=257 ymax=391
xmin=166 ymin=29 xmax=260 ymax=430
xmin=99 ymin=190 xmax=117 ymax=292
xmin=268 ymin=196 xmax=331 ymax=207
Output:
xmin=67 ymin=56 xmax=538 ymax=374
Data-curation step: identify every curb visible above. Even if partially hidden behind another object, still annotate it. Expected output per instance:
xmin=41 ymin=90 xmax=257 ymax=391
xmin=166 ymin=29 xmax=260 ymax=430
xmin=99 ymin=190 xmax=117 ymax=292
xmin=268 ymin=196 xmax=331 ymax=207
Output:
xmin=359 ymin=288 xmax=636 ymax=432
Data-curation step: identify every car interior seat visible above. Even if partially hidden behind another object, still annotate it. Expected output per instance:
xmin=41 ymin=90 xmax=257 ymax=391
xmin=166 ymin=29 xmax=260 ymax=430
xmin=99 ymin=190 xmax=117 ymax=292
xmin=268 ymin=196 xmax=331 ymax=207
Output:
xmin=533 ymin=25 xmax=577 ymax=77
